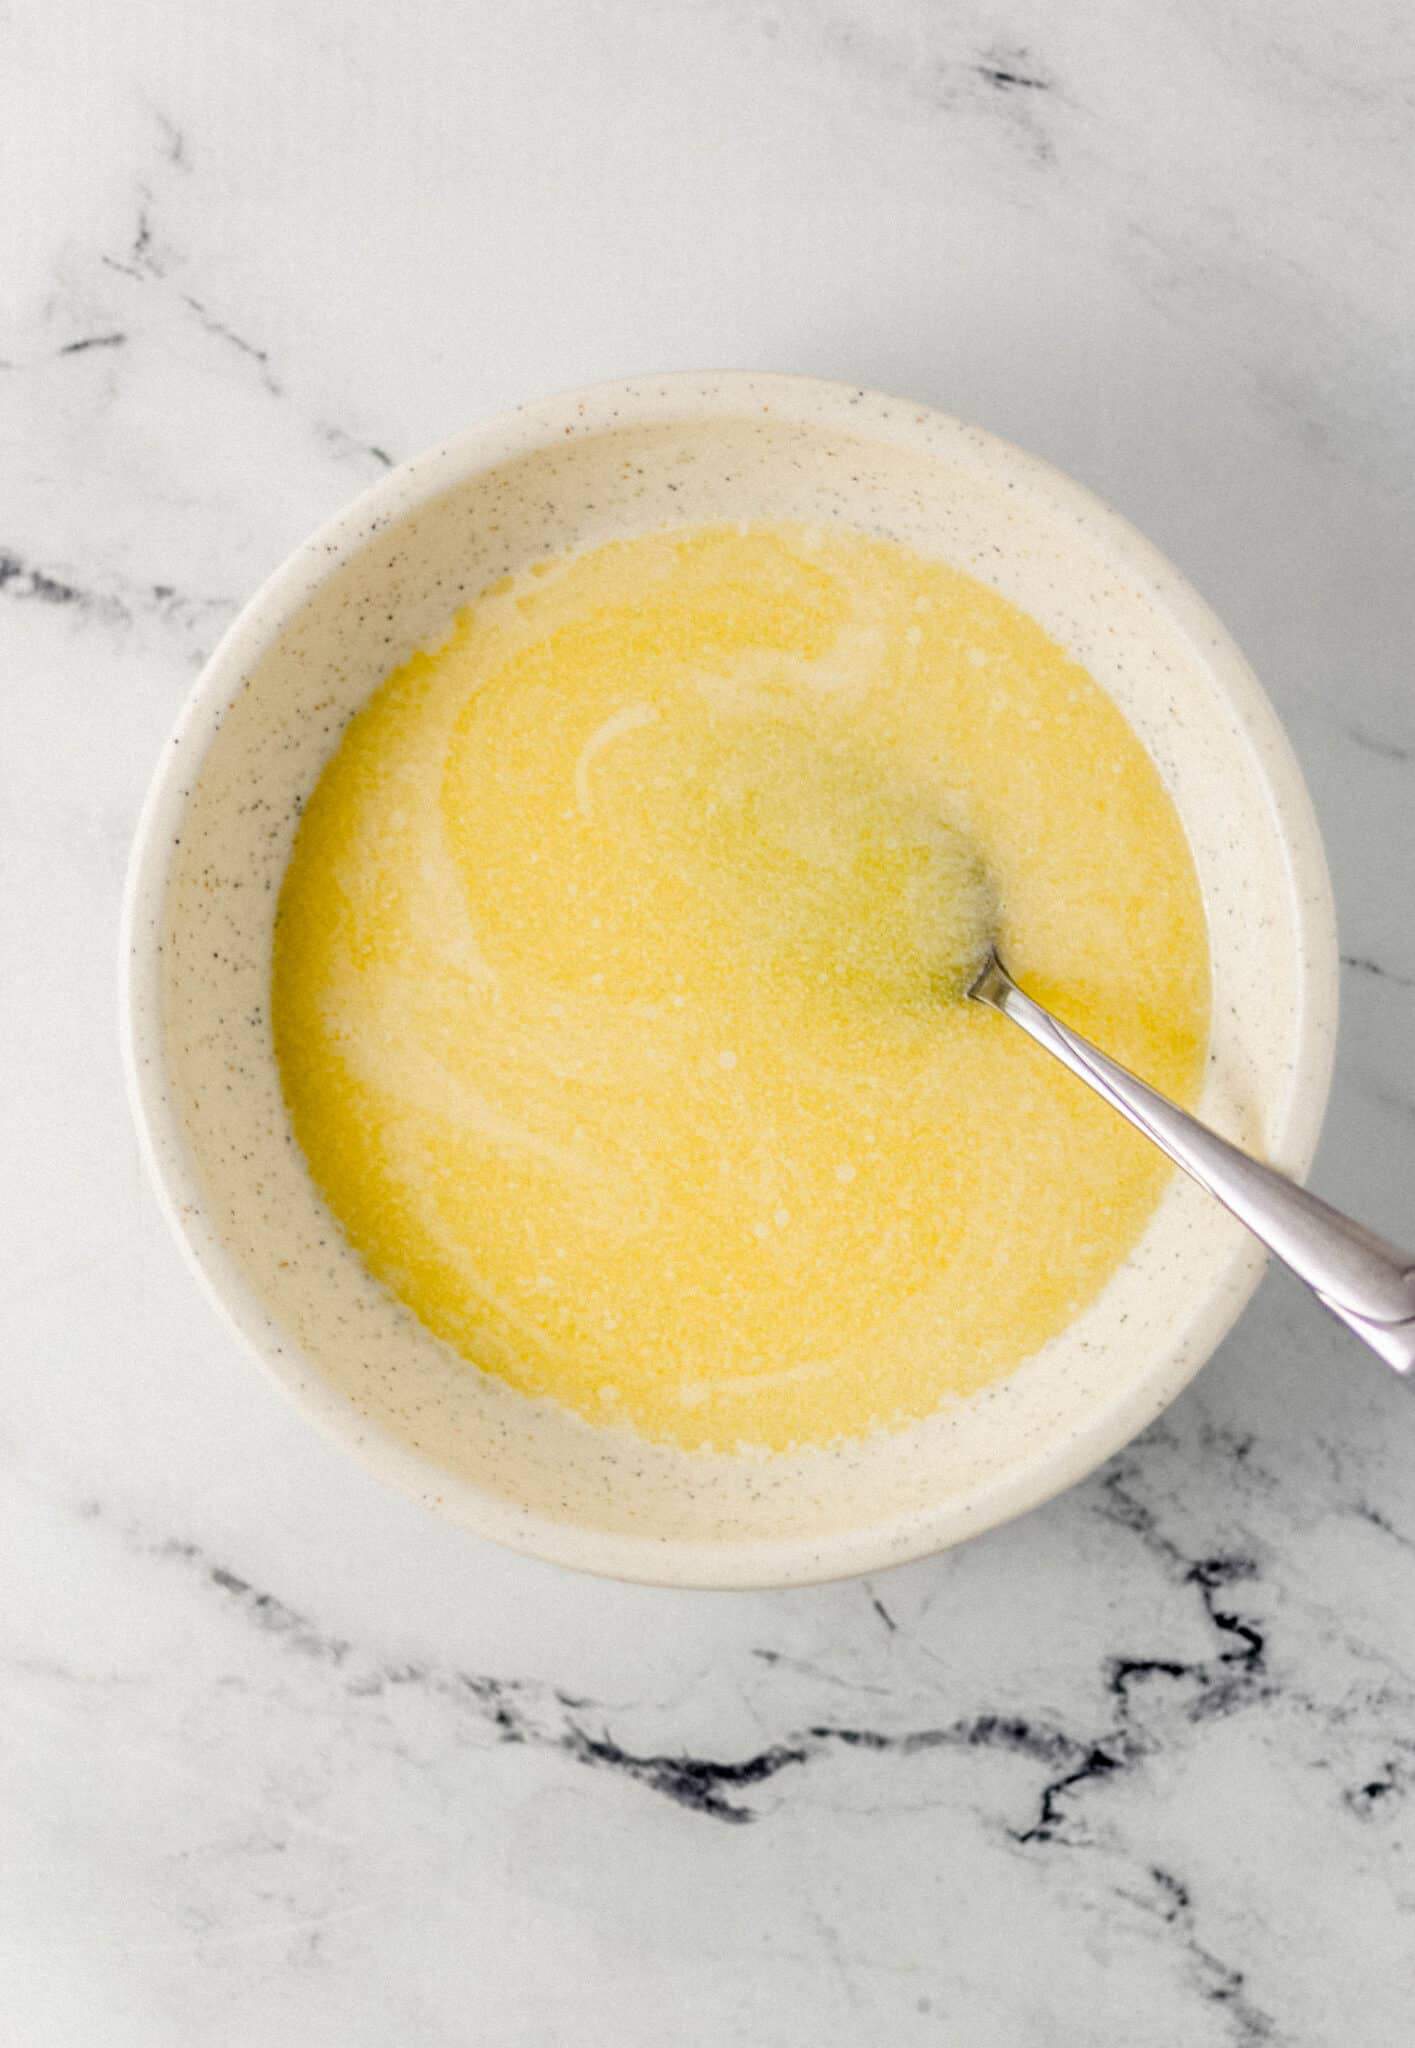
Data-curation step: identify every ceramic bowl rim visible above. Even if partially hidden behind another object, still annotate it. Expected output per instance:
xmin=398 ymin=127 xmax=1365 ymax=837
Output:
xmin=120 ymin=371 xmax=1339 ymax=1587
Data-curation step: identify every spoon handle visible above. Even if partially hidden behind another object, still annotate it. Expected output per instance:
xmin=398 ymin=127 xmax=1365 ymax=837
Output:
xmin=971 ymin=953 xmax=1415 ymax=1376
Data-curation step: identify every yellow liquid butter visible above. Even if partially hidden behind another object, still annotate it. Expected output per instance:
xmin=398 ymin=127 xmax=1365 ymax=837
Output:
xmin=273 ymin=525 xmax=1208 ymax=1451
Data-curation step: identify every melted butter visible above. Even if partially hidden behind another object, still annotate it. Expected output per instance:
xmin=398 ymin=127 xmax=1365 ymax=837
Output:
xmin=273 ymin=524 xmax=1209 ymax=1451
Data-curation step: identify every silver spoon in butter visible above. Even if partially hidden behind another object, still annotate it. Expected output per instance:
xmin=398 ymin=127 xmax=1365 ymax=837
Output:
xmin=967 ymin=945 xmax=1415 ymax=1377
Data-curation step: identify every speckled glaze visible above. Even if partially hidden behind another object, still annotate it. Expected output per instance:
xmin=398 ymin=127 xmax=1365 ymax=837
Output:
xmin=121 ymin=373 xmax=1338 ymax=1588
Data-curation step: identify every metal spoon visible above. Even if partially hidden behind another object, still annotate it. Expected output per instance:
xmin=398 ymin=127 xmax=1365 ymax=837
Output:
xmin=968 ymin=948 xmax=1415 ymax=1377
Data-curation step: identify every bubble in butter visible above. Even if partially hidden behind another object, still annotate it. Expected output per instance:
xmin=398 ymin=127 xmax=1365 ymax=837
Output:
xmin=272 ymin=524 xmax=1209 ymax=1452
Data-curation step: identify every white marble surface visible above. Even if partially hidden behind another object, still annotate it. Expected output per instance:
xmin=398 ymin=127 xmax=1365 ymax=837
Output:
xmin=3 ymin=3 xmax=1415 ymax=2041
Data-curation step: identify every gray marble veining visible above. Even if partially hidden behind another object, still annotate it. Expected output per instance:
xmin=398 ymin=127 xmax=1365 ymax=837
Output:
xmin=3 ymin=2 xmax=1413 ymax=2041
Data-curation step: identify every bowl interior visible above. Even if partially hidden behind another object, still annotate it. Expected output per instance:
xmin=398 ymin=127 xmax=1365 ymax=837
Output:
xmin=129 ymin=384 xmax=1335 ymax=1584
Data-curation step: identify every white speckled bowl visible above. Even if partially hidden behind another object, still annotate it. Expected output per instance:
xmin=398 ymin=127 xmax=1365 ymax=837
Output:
xmin=122 ymin=373 xmax=1338 ymax=1588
